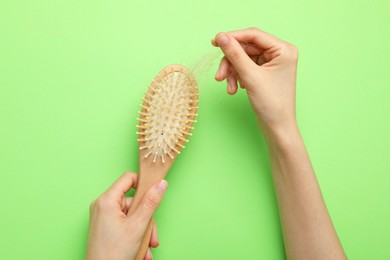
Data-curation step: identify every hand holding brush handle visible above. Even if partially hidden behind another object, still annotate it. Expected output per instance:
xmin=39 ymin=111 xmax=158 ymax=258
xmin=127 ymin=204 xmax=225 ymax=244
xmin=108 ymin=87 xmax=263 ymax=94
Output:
xmin=86 ymin=172 xmax=167 ymax=260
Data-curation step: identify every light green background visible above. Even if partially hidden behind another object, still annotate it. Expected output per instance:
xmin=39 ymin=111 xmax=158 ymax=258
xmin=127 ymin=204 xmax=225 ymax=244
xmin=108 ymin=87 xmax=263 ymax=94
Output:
xmin=1 ymin=0 xmax=389 ymax=259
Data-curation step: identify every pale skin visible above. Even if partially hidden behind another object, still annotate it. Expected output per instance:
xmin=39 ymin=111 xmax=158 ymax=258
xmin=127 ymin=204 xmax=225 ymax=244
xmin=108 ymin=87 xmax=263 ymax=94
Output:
xmin=86 ymin=173 xmax=167 ymax=260
xmin=86 ymin=27 xmax=347 ymax=259
xmin=212 ymin=28 xmax=347 ymax=259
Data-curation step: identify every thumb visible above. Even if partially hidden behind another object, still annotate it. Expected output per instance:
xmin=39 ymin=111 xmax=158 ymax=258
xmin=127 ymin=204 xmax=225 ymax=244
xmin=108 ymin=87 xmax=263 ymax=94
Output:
xmin=130 ymin=180 xmax=168 ymax=228
xmin=215 ymin=32 xmax=255 ymax=76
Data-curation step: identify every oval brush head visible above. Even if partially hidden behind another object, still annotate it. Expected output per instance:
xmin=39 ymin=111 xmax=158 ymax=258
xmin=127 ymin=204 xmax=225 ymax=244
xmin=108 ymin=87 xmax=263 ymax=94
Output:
xmin=136 ymin=64 xmax=198 ymax=163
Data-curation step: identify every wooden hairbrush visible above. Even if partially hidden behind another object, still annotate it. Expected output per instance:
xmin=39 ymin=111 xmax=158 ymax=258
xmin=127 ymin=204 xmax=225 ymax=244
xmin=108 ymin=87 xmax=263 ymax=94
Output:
xmin=128 ymin=64 xmax=198 ymax=260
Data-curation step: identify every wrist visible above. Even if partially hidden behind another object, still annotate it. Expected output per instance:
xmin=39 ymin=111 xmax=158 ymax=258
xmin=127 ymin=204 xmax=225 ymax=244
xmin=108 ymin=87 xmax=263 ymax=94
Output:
xmin=258 ymin=119 xmax=301 ymax=147
xmin=258 ymin=117 xmax=298 ymax=135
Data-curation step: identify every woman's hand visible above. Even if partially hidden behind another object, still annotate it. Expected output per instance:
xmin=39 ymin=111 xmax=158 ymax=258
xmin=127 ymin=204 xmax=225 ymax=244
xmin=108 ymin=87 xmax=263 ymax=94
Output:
xmin=212 ymin=28 xmax=347 ymax=259
xmin=86 ymin=172 xmax=168 ymax=260
xmin=212 ymin=27 xmax=299 ymax=131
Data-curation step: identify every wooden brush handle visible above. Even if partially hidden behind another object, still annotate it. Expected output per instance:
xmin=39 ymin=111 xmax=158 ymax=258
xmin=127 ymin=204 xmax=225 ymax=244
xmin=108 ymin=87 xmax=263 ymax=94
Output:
xmin=127 ymin=184 xmax=155 ymax=260
xmin=130 ymin=147 xmax=175 ymax=259
xmin=128 ymin=161 xmax=168 ymax=260
xmin=134 ymin=218 xmax=154 ymax=260
xmin=127 ymin=179 xmax=156 ymax=260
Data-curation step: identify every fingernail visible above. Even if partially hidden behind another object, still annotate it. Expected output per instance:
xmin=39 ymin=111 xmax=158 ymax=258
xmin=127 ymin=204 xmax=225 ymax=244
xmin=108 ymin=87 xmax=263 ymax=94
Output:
xmin=228 ymin=85 xmax=234 ymax=94
xmin=155 ymin=179 xmax=168 ymax=193
xmin=227 ymin=78 xmax=234 ymax=94
xmin=215 ymin=70 xmax=220 ymax=79
xmin=227 ymin=78 xmax=232 ymax=91
xmin=217 ymin=33 xmax=229 ymax=46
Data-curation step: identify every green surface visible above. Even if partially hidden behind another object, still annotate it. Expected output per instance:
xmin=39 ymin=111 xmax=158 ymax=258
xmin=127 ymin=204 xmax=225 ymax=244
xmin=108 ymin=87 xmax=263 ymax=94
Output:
xmin=1 ymin=0 xmax=389 ymax=259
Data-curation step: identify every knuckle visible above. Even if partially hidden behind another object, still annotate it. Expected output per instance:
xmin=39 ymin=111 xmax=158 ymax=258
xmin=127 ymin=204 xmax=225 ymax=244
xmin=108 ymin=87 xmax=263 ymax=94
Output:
xmin=228 ymin=48 xmax=241 ymax=62
xmin=247 ymin=27 xmax=260 ymax=33
xmin=95 ymin=196 xmax=112 ymax=211
xmin=89 ymin=200 xmax=96 ymax=211
xmin=283 ymin=43 xmax=299 ymax=61
xmin=144 ymin=196 xmax=159 ymax=211
xmin=123 ymin=171 xmax=136 ymax=178
xmin=288 ymin=43 xmax=299 ymax=55
xmin=288 ymin=43 xmax=299 ymax=56
xmin=122 ymin=171 xmax=137 ymax=187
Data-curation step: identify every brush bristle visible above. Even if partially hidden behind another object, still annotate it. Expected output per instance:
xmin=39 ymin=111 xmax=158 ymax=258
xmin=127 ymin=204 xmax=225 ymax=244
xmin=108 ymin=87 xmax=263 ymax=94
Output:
xmin=136 ymin=65 xmax=198 ymax=163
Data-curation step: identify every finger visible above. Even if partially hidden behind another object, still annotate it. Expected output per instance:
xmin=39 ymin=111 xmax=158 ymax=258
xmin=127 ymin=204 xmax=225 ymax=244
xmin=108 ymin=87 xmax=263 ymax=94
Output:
xmin=214 ymin=32 xmax=255 ymax=75
xmin=121 ymin=197 xmax=133 ymax=214
xmin=215 ymin=57 xmax=231 ymax=81
xmin=256 ymin=54 xmax=269 ymax=66
xmin=129 ymin=180 xmax=168 ymax=223
xmin=215 ymin=38 xmax=263 ymax=56
xmin=227 ymin=71 xmax=238 ymax=95
xmin=106 ymin=171 xmax=138 ymax=197
xmin=227 ymin=27 xmax=283 ymax=49
xmin=241 ymin=43 xmax=264 ymax=56
xmin=211 ymin=38 xmax=217 ymax=46
xmin=150 ymin=221 xmax=159 ymax=248
xmin=144 ymin=248 xmax=153 ymax=260
xmin=237 ymin=75 xmax=245 ymax=89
